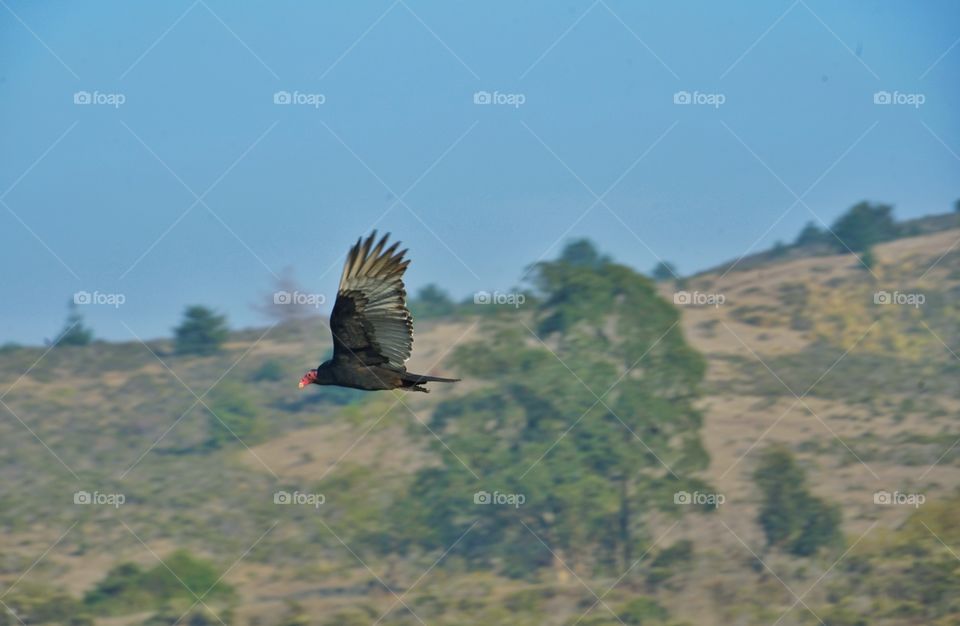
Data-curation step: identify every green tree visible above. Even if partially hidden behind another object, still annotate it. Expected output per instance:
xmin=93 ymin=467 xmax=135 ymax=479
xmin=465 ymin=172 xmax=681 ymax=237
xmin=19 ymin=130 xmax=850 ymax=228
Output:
xmin=174 ymin=306 xmax=228 ymax=356
xmin=55 ymin=300 xmax=94 ymax=346
xmin=753 ymin=447 xmax=842 ymax=556
xmin=390 ymin=240 xmax=709 ymax=579
xmin=830 ymin=201 xmax=898 ymax=252
xmin=651 ymin=261 xmax=678 ymax=282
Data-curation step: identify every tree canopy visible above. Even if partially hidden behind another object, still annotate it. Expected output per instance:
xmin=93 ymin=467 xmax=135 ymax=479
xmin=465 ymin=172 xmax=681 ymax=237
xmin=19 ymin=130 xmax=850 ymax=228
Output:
xmin=830 ymin=201 xmax=898 ymax=253
xmin=387 ymin=239 xmax=710 ymax=578
xmin=651 ymin=261 xmax=678 ymax=282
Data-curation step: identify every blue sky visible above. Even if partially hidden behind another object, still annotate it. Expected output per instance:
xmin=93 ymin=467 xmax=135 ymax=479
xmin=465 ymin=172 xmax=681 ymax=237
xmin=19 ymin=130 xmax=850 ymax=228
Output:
xmin=1 ymin=0 xmax=958 ymax=343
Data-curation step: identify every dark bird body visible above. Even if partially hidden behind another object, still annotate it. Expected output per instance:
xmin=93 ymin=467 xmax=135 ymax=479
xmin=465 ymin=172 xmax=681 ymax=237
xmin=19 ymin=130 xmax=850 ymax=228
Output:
xmin=299 ymin=232 xmax=460 ymax=393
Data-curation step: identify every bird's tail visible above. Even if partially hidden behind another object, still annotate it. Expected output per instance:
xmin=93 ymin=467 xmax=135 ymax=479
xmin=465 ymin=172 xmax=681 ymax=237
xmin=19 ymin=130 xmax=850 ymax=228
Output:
xmin=403 ymin=373 xmax=461 ymax=384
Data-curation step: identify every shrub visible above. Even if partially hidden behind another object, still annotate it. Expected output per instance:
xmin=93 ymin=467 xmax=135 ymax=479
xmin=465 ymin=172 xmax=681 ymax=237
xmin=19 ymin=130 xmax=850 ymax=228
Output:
xmin=85 ymin=551 xmax=233 ymax=616
xmin=830 ymin=201 xmax=898 ymax=253
xmin=205 ymin=383 xmax=260 ymax=448
xmin=618 ymin=597 xmax=668 ymax=624
xmin=753 ymin=447 xmax=842 ymax=556
xmin=83 ymin=563 xmax=153 ymax=614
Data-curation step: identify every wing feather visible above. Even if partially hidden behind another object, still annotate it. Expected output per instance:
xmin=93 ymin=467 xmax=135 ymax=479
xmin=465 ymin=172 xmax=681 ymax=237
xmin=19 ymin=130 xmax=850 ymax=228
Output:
xmin=328 ymin=232 xmax=413 ymax=370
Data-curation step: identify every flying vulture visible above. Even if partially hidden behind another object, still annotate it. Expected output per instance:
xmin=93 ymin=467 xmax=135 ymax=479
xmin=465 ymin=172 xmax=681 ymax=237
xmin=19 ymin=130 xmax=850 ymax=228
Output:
xmin=299 ymin=232 xmax=460 ymax=393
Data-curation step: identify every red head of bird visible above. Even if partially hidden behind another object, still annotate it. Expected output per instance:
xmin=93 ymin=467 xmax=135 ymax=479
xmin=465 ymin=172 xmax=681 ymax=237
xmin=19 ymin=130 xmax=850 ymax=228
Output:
xmin=298 ymin=369 xmax=318 ymax=389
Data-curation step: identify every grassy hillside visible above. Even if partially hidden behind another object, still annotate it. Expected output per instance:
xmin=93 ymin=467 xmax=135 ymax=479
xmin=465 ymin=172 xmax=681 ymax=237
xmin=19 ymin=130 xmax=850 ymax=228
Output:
xmin=1 ymin=223 xmax=959 ymax=626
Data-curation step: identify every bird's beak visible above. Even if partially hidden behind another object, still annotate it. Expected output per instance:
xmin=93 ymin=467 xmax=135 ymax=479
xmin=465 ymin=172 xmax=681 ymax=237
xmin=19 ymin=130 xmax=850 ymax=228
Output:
xmin=298 ymin=381 xmax=305 ymax=389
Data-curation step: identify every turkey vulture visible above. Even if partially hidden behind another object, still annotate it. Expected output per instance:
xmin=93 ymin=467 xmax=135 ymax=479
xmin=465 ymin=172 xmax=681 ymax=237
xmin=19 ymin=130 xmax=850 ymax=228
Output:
xmin=299 ymin=231 xmax=460 ymax=393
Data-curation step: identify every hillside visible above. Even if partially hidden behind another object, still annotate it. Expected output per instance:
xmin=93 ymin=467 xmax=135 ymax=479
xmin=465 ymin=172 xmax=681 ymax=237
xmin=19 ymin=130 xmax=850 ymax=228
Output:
xmin=1 ymin=224 xmax=959 ymax=626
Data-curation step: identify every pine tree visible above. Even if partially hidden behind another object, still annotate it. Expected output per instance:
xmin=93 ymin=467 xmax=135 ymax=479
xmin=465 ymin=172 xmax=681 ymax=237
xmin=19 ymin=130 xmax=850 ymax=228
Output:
xmin=174 ymin=306 xmax=228 ymax=356
xmin=753 ymin=447 xmax=842 ymax=556
xmin=831 ymin=201 xmax=898 ymax=252
xmin=55 ymin=300 xmax=93 ymax=346
xmin=652 ymin=261 xmax=678 ymax=282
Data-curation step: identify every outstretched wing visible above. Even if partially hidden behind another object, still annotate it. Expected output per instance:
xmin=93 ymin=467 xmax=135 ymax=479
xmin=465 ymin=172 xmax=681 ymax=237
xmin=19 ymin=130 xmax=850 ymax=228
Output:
xmin=327 ymin=231 xmax=413 ymax=371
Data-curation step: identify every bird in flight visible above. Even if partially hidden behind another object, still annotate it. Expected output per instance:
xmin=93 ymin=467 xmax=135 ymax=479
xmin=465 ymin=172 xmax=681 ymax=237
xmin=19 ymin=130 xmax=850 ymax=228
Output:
xmin=299 ymin=231 xmax=460 ymax=393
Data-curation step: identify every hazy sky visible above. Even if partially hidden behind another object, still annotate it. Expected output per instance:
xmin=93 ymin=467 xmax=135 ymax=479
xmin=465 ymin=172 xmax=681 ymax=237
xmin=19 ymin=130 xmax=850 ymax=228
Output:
xmin=1 ymin=1 xmax=958 ymax=343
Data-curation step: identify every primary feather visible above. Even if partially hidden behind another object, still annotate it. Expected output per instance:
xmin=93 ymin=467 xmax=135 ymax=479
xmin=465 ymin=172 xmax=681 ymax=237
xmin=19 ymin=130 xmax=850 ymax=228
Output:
xmin=330 ymin=231 xmax=413 ymax=370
